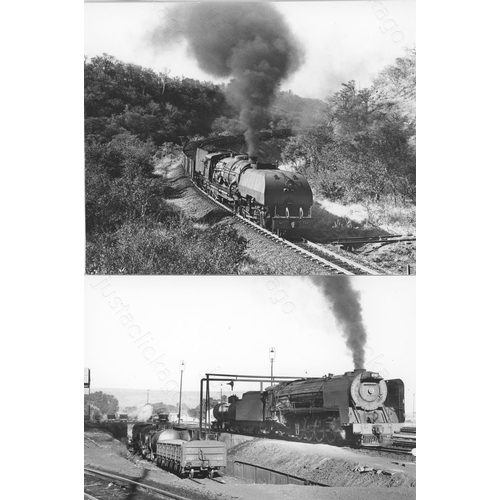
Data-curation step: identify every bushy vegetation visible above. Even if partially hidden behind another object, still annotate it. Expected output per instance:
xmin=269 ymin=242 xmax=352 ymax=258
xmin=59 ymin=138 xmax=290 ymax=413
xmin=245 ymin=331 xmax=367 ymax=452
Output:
xmin=84 ymin=54 xmax=323 ymax=142
xmin=84 ymin=391 xmax=119 ymax=416
xmin=85 ymin=133 xmax=248 ymax=274
xmin=84 ymin=55 xmax=252 ymax=274
xmin=282 ymin=49 xmax=416 ymax=207
xmin=85 ymin=54 xmax=227 ymax=143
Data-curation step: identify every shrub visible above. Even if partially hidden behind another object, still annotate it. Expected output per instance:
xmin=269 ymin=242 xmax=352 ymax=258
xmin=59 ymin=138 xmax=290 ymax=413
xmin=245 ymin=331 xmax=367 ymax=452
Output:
xmin=86 ymin=217 xmax=248 ymax=274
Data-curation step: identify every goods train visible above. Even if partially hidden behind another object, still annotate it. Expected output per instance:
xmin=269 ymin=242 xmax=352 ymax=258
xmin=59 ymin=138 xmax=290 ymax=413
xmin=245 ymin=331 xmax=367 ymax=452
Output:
xmin=129 ymin=422 xmax=226 ymax=478
xmin=183 ymin=148 xmax=313 ymax=237
xmin=212 ymin=369 xmax=405 ymax=447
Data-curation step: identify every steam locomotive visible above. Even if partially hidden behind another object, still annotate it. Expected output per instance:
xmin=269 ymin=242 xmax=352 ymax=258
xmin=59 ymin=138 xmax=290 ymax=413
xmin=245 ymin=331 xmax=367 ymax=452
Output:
xmin=212 ymin=369 xmax=405 ymax=447
xmin=183 ymin=148 xmax=313 ymax=237
xmin=129 ymin=422 xmax=226 ymax=478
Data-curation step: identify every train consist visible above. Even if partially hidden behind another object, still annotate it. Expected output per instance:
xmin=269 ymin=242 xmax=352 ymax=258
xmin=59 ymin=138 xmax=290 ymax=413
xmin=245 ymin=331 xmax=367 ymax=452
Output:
xmin=212 ymin=369 xmax=405 ymax=447
xmin=129 ymin=422 xmax=227 ymax=478
xmin=182 ymin=146 xmax=313 ymax=237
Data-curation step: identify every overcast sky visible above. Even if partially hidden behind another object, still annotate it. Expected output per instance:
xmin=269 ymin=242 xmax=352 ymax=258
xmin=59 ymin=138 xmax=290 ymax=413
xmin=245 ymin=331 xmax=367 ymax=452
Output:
xmin=85 ymin=275 xmax=416 ymax=411
xmin=84 ymin=0 xmax=416 ymax=99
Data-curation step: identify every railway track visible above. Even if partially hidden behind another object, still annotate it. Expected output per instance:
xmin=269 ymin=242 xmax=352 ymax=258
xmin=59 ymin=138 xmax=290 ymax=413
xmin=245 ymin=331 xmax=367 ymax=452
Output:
xmin=187 ymin=177 xmax=382 ymax=276
xmin=180 ymin=138 xmax=385 ymax=275
xmin=84 ymin=467 xmax=196 ymax=500
xmin=299 ymin=239 xmax=381 ymax=275
xmin=328 ymin=235 xmax=416 ymax=246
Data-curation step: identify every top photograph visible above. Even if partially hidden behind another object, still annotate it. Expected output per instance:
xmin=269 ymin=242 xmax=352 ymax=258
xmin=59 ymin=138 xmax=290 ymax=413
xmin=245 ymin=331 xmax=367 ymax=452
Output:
xmin=84 ymin=1 xmax=416 ymax=276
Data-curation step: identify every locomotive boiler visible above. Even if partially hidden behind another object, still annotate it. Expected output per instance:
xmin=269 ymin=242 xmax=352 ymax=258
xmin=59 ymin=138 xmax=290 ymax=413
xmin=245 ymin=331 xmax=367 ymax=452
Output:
xmin=213 ymin=369 xmax=405 ymax=447
xmin=185 ymin=148 xmax=313 ymax=236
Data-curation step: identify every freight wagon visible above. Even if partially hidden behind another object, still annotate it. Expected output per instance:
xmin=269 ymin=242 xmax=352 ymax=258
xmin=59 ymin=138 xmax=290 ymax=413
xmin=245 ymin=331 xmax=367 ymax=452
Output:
xmin=156 ymin=439 xmax=227 ymax=478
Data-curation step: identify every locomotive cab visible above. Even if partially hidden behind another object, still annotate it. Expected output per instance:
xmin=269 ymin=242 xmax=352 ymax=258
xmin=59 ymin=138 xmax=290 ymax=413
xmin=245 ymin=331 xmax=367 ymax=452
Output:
xmin=201 ymin=152 xmax=232 ymax=182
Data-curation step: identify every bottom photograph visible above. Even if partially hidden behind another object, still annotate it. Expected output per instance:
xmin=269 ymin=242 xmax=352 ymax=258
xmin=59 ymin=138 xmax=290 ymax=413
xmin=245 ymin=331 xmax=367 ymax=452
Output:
xmin=84 ymin=276 xmax=416 ymax=500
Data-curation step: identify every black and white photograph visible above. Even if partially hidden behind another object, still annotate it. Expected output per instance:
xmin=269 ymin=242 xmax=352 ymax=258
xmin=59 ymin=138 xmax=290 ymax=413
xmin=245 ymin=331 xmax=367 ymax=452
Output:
xmin=85 ymin=275 xmax=416 ymax=499
xmin=7 ymin=0 xmax=497 ymax=499
xmin=84 ymin=1 xmax=416 ymax=275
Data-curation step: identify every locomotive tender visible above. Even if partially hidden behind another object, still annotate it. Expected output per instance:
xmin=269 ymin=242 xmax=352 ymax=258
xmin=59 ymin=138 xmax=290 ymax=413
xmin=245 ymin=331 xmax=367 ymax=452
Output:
xmin=183 ymin=148 xmax=313 ymax=236
xmin=213 ymin=369 xmax=405 ymax=447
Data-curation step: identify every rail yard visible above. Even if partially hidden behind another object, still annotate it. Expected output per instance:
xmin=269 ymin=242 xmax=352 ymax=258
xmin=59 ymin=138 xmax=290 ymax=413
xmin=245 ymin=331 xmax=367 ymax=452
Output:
xmin=84 ymin=368 xmax=416 ymax=500
xmin=85 ymin=422 xmax=415 ymax=500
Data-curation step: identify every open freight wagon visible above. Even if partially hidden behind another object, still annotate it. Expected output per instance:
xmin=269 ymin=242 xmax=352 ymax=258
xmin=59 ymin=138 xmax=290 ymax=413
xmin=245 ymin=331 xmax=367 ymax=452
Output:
xmin=156 ymin=439 xmax=227 ymax=478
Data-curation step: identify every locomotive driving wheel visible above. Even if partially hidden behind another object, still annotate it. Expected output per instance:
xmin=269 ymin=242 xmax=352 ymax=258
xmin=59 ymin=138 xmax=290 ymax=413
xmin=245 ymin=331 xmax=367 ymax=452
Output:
xmin=304 ymin=417 xmax=314 ymax=442
xmin=298 ymin=420 xmax=306 ymax=441
xmin=313 ymin=418 xmax=325 ymax=443
xmin=326 ymin=431 xmax=336 ymax=445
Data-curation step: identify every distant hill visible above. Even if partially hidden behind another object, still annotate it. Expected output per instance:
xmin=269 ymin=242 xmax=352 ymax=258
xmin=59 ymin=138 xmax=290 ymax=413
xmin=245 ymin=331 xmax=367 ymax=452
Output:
xmin=94 ymin=388 xmax=244 ymax=412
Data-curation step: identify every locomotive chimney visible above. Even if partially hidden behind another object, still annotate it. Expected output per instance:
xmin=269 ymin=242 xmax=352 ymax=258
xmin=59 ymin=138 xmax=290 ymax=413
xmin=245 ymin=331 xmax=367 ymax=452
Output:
xmin=249 ymin=155 xmax=258 ymax=169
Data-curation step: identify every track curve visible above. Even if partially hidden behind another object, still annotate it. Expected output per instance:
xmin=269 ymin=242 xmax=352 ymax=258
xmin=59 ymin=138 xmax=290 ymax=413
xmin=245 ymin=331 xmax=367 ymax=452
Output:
xmin=181 ymin=139 xmax=383 ymax=275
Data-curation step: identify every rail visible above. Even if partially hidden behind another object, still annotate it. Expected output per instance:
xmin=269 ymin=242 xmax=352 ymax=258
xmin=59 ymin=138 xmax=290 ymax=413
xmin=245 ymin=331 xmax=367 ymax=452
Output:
xmin=84 ymin=467 xmax=195 ymax=500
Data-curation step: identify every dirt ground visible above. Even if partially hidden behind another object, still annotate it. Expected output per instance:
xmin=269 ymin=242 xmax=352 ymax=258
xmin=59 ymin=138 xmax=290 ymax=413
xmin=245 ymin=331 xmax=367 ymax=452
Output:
xmin=84 ymin=428 xmax=415 ymax=500
xmin=227 ymin=438 xmax=415 ymax=487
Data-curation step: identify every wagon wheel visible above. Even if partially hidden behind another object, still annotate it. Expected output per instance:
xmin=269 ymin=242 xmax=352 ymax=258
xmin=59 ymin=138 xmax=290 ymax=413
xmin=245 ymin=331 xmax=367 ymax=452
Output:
xmin=304 ymin=417 xmax=314 ymax=442
xmin=313 ymin=418 xmax=325 ymax=443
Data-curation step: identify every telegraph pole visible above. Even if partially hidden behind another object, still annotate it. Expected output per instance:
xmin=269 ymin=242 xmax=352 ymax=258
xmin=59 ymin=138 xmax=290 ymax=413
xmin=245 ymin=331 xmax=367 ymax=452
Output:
xmin=178 ymin=360 xmax=186 ymax=424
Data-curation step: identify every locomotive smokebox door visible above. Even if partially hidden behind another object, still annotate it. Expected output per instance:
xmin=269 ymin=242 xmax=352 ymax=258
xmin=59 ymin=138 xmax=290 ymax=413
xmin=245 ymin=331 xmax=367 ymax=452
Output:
xmin=350 ymin=372 xmax=388 ymax=410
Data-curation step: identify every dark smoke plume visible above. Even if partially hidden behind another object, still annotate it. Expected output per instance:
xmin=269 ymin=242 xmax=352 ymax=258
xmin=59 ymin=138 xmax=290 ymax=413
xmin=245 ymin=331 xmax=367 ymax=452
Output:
xmin=150 ymin=3 xmax=303 ymax=155
xmin=309 ymin=277 xmax=367 ymax=369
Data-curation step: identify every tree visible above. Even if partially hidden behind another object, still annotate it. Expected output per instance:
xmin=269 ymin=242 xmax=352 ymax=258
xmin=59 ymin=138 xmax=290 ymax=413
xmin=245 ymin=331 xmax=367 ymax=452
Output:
xmin=283 ymin=50 xmax=416 ymax=204
xmin=84 ymin=391 xmax=119 ymax=415
xmin=187 ymin=398 xmax=218 ymax=420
